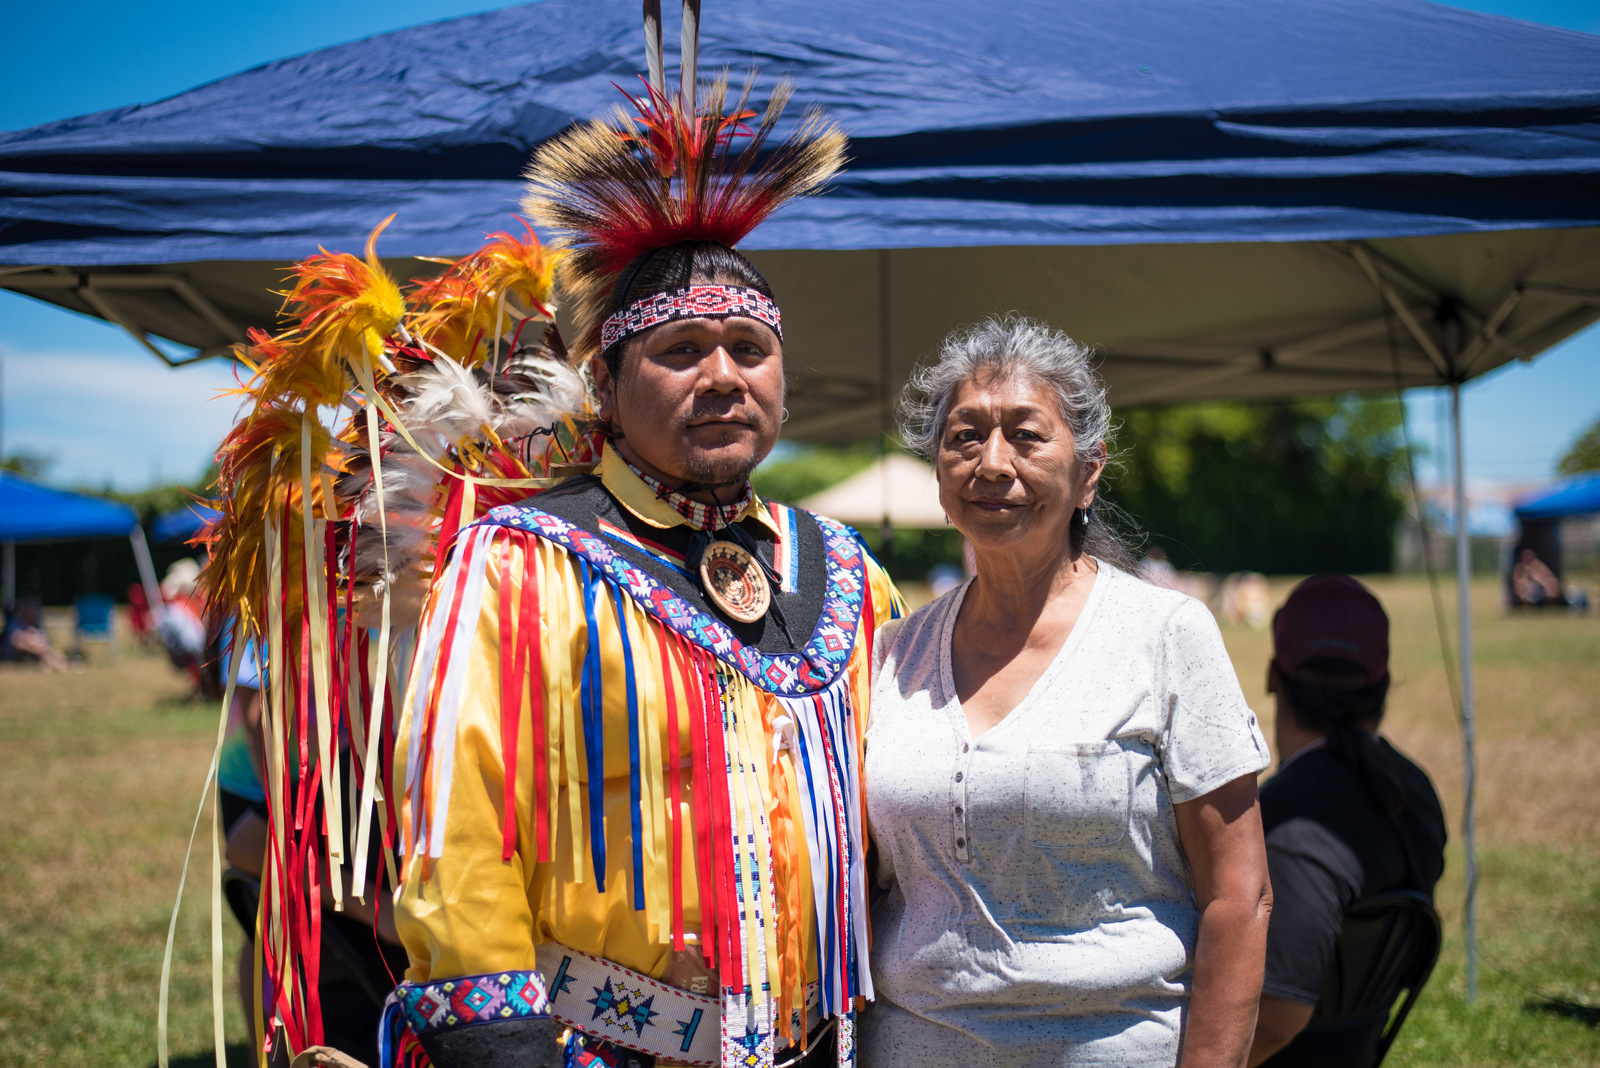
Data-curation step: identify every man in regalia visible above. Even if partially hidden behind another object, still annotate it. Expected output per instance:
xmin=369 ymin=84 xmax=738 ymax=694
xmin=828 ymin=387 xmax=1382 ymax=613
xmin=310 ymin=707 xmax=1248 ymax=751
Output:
xmin=383 ymin=32 xmax=901 ymax=1068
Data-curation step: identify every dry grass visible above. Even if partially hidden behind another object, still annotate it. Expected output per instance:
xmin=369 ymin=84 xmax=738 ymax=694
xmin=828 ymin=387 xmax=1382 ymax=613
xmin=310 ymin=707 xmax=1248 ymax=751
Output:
xmin=0 ymin=581 xmax=1594 ymax=1066
xmin=1218 ymin=577 xmax=1600 ymax=846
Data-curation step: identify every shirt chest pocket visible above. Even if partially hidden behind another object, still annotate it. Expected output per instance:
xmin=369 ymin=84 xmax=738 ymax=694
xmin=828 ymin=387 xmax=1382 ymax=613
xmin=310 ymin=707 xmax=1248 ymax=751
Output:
xmin=1024 ymin=740 xmax=1134 ymax=850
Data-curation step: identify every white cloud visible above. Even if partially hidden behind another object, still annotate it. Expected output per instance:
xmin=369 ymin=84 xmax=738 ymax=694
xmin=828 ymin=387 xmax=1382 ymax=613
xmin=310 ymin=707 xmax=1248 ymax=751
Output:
xmin=2 ymin=347 xmax=245 ymax=490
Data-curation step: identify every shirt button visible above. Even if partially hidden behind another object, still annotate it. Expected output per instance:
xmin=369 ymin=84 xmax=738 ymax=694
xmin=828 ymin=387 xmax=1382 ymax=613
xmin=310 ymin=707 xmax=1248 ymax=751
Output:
xmin=956 ymin=837 xmax=965 ymax=848
xmin=963 ymin=743 xmax=970 ymax=753
xmin=954 ymin=805 xmax=963 ymax=816
xmin=954 ymin=772 xmax=963 ymax=782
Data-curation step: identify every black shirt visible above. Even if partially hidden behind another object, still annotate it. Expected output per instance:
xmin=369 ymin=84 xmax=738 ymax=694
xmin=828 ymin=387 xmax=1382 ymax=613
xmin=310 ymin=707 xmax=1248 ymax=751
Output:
xmin=1258 ymin=738 xmax=1447 ymax=1067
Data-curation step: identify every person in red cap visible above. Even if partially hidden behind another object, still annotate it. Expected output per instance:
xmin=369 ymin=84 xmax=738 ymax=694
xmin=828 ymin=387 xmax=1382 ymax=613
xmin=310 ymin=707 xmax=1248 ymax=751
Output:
xmin=1247 ymin=575 xmax=1447 ymax=1068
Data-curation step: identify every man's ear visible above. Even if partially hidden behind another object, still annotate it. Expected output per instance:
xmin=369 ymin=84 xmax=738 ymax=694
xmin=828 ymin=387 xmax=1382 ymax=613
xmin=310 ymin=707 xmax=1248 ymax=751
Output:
xmin=1265 ymin=661 xmax=1281 ymax=696
xmin=590 ymin=353 xmax=616 ymax=425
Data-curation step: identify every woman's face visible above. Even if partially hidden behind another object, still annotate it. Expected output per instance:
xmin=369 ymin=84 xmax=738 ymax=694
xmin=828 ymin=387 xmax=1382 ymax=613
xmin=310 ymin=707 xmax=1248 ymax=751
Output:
xmin=936 ymin=371 xmax=1103 ymax=560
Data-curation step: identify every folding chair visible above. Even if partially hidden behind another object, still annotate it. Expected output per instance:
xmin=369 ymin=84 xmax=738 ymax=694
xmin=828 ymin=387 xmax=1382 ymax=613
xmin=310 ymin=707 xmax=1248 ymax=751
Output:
xmin=74 ymin=593 xmax=119 ymax=663
xmin=1294 ymin=889 xmax=1444 ymax=1068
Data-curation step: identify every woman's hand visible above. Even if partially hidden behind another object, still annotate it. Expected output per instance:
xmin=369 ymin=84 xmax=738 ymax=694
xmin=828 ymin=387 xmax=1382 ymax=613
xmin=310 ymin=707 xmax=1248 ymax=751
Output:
xmin=1174 ymin=773 xmax=1272 ymax=1068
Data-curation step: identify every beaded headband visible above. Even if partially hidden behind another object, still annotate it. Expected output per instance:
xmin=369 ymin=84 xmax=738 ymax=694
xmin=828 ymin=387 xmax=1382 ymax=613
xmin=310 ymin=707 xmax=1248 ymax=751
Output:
xmin=599 ymin=284 xmax=782 ymax=353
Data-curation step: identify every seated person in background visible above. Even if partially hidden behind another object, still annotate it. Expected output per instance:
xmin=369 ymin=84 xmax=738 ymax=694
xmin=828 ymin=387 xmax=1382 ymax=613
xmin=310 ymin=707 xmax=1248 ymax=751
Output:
xmin=2 ymin=597 xmax=68 ymax=671
xmin=217 ymin=639 xmax=274 ymax=1055
xmin=1511 ymin=548 xmax=1562 ymax=607
xmin=1249 ymin=575 xmax=1447 ymax=1068
xmin=125 ymin=584 xmax=154 ymax=644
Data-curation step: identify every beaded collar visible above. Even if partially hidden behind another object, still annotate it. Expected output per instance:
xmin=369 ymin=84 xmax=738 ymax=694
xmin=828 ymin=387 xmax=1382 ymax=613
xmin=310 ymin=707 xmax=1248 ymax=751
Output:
xmin=623 ymin=457 xmax=752 ymax=532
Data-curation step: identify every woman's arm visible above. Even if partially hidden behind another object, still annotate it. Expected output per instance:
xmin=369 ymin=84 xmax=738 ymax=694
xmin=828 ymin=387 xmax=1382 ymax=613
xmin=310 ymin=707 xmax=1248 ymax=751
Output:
xmin=1174 ymin=773 xmax=1272 ymax=1068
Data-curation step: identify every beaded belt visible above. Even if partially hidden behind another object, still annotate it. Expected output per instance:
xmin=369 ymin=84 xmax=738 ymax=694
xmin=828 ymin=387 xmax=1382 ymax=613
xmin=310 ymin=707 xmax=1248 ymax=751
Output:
xmin=536 ymin=943 xmax=720 ymax=1066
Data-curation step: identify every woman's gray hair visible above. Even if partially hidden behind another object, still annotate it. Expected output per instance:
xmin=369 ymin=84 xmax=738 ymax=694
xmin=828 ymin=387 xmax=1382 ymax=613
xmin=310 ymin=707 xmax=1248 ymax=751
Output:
xmin=898 ymin=314 xmax=1136 ymax=567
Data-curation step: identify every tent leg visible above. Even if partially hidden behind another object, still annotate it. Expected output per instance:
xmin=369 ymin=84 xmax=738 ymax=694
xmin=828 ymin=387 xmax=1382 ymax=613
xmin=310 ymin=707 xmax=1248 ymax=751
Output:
xmin=2 ymin=541 xmax=14 ymax=612
xmin=1451 ymin=381 xmax=1478 ymax=1004
xmin=877 ymin=249 xmax=894 ymax=568
xmin=130 ymin=525 xmax=166 ymax=626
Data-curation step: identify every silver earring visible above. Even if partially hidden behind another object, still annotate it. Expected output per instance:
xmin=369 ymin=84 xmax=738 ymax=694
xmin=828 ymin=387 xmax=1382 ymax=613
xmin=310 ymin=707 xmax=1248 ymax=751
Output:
xmin=781 ymin=407 xmax=791 ymax=423
xmin=1080 ymin=505 xmax=1090 ymax=526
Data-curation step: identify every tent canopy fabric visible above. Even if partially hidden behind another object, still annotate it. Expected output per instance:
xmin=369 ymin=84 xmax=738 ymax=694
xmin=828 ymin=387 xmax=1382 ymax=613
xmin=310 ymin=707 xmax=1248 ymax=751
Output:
xmin=798 ymin=454 xmax=945 ymax=528
xmin=4 ymin=0 xmax=1598 ymax=262
xmin=151 ymin=502 xmax=221 ymax=544
xmin=1 ymin=0 xmax=1598 ymax=428
xmin=1514 ymin=473 xmax=1600 ymax=521
xmin=0 ymin=471 xmax=138 ymax=543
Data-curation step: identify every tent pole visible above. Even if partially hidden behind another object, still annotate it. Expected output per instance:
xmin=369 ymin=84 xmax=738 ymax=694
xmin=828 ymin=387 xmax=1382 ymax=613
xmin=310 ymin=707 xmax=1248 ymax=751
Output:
xmin=877 ymin=249 xmax=893 ymax=567
xmin=2 ymin=541 xmax=14 ymax=612
xmin=1451 ymin=380 xmax=1478 ymax=1004
xmin=129 ymin=524 xmax=166 ymax=626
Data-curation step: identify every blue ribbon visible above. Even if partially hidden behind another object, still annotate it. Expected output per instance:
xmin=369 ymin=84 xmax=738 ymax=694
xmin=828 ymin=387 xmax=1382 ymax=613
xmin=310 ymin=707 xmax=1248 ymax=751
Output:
xmin=579 ymin=560 xmax=606 ymax=890
xmin=611 ymin=583 xmax=647 ymax=910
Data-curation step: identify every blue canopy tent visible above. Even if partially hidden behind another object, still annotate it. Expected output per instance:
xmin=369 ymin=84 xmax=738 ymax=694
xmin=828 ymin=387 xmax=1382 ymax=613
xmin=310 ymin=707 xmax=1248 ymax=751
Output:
xmin=1 ymin=0 xmax=1596 ymax=409
xmin=1514 ymin=473 xmax=1600 ymax=523
xmin=2 ymin=0 xmax=1598 ymax=998
xmin=1508 ymin=474 xmax=1600 ymax=599
xmin=0 ymin=471 xmax=163 ymax=617
xmin=151 ymin=501 xmax=220 ymax=544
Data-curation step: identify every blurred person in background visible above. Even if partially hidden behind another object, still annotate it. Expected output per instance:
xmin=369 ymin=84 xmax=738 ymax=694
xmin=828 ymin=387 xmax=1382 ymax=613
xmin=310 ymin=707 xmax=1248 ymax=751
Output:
xmin=219 ymin=638 xmax=405 ymax=1066
xmin=866 ymin=316 xmax=1273 ymax=1068
xmin=1248 ymin=575 xmax=1447 ymax=1067
xmin=217 ymin=639 xmax=273 ymax=1059
xmin=1 ymin=596 xmax=69 ymax=671
xmin=1510 ymin=548 xmax=1562 ymax=607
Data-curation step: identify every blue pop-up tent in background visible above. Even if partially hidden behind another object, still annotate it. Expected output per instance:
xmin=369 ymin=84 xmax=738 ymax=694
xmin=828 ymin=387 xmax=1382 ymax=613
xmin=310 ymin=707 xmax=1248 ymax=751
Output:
xmin=0 ymin=471 xmax=164 ymax=616
xmin=151 ymin=502 xmax=220 ymax=544
xmin=0 ymin=0 xmax=1596 ymax=996
xmin=1515 ymin=474 xmax=1600 ymax=523
xmin=1509 ymin=472 xmax=1600 ymax=586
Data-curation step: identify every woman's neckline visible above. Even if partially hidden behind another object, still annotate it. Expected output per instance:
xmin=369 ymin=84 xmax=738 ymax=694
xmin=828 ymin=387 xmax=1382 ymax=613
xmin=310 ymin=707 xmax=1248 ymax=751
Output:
xmin=938 ymin=558 xmax=1114 ymax=746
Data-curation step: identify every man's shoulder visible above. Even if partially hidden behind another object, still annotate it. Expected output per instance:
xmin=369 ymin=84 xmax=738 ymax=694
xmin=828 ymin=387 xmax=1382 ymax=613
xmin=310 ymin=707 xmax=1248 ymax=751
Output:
xmin=789 ymin=506 xmax=896 ymax=579
xmin=1381 ymin=738 xmax=1445 ymax=804
xmin=506 ymin=473 xmax=609 ymax=515
xmin=1261 ymin=750 xmax=1362 ymax=824
xmin=781 ymin=502 xmax=855 ymax=539
xmin=490 ymin=475 xmax=629 ymax=536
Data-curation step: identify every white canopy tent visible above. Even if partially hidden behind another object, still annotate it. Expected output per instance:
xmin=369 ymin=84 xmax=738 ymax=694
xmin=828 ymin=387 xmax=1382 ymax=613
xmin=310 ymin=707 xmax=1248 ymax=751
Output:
xmin=798 ymin=454 xmax=945 ymax=529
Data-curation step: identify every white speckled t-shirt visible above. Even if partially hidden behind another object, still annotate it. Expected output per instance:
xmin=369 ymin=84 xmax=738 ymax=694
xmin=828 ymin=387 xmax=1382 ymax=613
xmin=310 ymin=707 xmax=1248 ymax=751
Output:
xmin=862 ymin=562 xmax=1270 ymax=1067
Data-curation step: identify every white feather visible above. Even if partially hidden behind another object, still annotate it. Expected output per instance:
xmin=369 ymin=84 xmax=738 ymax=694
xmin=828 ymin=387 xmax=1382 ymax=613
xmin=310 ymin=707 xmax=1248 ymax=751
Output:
xmin=401 ymin=355 xmax=498 ymax=444
xmin=343 ymin=350 xmax=593 ymax=634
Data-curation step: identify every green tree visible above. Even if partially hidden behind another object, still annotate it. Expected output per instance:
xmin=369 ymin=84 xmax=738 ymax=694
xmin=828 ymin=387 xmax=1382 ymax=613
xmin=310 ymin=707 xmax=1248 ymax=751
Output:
xmin=1557 ymin=415 xmax=1600 ymax=475
xmin=2 ymin=451 xmax=52 ymax=478
xmin=753 ymin=443 xmax=965 ymax=581
xmin=751 ymin=442 xmax=879 ymax=504
xmin=1107 ymin=394 xmax=1407 ymax=574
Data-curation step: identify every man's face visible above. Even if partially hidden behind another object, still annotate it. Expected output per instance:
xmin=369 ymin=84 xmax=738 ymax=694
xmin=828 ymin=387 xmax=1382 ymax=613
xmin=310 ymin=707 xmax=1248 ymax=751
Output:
xmin=593 ymin=315 xmax=785 ymax=490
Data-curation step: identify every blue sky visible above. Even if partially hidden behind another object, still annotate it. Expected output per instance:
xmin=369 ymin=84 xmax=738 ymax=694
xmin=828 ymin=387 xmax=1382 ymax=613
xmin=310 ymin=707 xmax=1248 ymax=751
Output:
xmin=1 ymin=0 xmax=1596 ymax=490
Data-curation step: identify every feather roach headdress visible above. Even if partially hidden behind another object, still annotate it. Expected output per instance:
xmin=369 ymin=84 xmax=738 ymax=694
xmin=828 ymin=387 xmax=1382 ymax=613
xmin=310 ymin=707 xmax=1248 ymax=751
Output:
xmin=521 ymin=0 xmax=846 ymax=364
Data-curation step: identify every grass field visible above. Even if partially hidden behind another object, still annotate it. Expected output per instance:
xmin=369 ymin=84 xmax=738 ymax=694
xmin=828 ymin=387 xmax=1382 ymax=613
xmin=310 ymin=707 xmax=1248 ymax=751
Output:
xmin=0 ymin=577 xmax=1595 ymax=1066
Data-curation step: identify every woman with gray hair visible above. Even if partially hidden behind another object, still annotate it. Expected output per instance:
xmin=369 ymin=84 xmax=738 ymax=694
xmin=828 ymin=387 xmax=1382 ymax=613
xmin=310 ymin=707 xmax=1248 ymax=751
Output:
xmin=863 ymin=316 xmax=1272 ymax=1068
